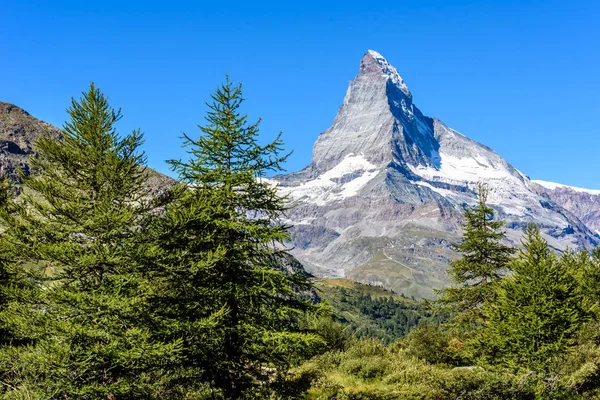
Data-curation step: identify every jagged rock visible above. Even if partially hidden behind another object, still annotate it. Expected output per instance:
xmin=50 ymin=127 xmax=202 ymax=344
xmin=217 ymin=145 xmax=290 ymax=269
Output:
xmin=0 ymin=102 xmax=62 ymax=182
xmin=533 ymin=180 xmax=600 ymax=235
xmin=269 ymin=50 xmax=599 ymax=299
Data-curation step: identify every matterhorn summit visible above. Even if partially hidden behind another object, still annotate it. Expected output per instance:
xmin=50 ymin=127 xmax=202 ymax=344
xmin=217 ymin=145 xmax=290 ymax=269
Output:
xmin=272 ymin=50 xmax=597 ymax=298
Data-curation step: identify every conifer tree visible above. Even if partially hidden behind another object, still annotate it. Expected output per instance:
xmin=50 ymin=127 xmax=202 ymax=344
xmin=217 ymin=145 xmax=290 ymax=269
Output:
xmin=140 ymin=183 xmax=229 ymax=397
xmin=161 ymin=77 xmax=324 ymax=397
xmin=436 ymin=182 xmax=515 ymax=322
xmin=563 ymin=247 xmax=600 ymax=316
xmin=0 ymin=245 xmax=15 ymax=350
xmin=0 ymin=84 xmax=178 ymax=398
xmin=0 ymin=180 xmax=13 ymax=347
xmin=0 ymin=179 xmax=36 ymax=342
xmin=480 ymin=224 xmax=589 ymax=371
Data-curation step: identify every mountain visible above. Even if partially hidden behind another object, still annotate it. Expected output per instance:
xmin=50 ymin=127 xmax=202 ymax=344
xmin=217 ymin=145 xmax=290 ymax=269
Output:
xmin=0 ymin=102 xmax=62 ymax=184
xmin=271 ymin=50 xmax=598 ymax=299
xmin=4 ymin=63 xmax=598 ymax=301
xmin=533 ymin=180 xmax=600 ymax=235
xmin=0 ymin=101 xmax=173 ymax=197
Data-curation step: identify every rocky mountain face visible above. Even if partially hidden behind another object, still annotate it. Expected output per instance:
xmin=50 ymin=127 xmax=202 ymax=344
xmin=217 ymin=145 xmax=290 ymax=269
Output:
xmin=271 ymin=50 xmax=599 ymax=299
xmin=0 ymin=101 xmax=173 ymax=197
xmin=0 ymin=102 xmax=62 ymax=183
xmin=533 ymin=180 xmax=600 ymax=234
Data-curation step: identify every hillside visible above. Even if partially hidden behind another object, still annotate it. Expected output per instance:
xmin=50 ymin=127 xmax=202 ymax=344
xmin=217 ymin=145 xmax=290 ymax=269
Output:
xmin=315 ymin=278 xmax=444 ymax=344
xmin=0 ymin=101 xmax=173 ymax=197
xmin=534 ymin=179 xmax=600 ymax=234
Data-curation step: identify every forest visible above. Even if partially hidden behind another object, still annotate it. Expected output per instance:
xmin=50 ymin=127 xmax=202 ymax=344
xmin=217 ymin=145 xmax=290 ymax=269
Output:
xmin=1 ymin=80 xmax=600 ymax=399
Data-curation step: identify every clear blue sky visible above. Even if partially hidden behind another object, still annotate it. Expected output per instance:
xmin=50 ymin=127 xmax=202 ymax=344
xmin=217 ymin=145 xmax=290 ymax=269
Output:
xmin=2 ymin=1 xmax=599 ymax=187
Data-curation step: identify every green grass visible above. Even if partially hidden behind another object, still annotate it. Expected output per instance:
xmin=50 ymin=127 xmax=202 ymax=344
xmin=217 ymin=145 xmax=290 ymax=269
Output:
xmin=287 ymin=337 xmax=600 ymax=399
xmin=289 ymin=340 xmax=537 ymax=400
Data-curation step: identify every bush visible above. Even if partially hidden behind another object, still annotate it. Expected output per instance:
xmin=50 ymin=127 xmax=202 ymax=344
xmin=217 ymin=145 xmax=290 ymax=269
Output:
xmin=290 ymin=339 xmax=542 ymax=400
xmin=314 ymin=317 xmax=353 ymax=352
xmin=402 ymin=323 xmax=468 ymax=366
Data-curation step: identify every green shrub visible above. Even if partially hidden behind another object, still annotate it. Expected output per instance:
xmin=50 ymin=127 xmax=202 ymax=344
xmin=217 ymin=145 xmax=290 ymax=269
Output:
xmin=340 ymin=356 xmax=390 ymax=380
xmin=314 ymin=317 xmax=353 ymax=352
xmin=402 ymin=323 xmax=467 ymax=366
xmin=293 ymin=339 xmax=541 ymax=400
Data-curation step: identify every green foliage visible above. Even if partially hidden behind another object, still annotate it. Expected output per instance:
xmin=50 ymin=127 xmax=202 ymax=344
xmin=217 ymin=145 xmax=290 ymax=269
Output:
xmin=563 ymin=248 xmax=600 ymax=319
xmin=0 ymin=84 xmax=178 ymax=398
xmin=309 ymin=316 xmax=352 ymax=352
xmin=436 ymin=182 xmax=515 ymax=323
xmin=316 ymin=279 xmax=443 ymax=344
xmin=291 ymin=337 xmax=600 ymax=399
xmin=290 ymin=340 xmax=538 ymax=400
xmin=0 ymin=183 xmax=17 ymax=347
xmin=152 ymin=77 xmax=326 ymax=397
xmin=478 ymin=224 xmax=591 ymax=372
xmin=403 ymin=323 xmax=470 ymax=366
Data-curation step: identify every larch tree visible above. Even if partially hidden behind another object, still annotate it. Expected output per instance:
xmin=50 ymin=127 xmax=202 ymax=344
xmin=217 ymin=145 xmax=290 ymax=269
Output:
xmin=0 ymin=84 xmax=179 ymax=398
xmin=436 ymin=182 xmax=515 ymax=323
xmin=0 ymin=179 xmax=15 ymax=347
xmin=479 ymin=224 xmax=590 ymax=372
xmin=160 ymin=77 xmax=325 ymax=397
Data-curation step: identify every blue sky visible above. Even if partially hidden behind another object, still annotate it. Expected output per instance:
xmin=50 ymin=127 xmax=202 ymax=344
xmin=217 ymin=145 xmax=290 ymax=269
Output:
xmin=2 ymin=1 xmax=599 ymax=187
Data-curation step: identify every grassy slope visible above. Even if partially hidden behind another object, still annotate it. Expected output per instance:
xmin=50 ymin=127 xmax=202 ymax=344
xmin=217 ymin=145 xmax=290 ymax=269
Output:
xmin=344 ymin=229 xmax=458 ymax=300
xmin=291 ymin=340 xmax=537 ymax=400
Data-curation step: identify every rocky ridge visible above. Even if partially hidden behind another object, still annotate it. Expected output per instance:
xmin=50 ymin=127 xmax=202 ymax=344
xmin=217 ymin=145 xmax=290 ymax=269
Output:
xmin=271 ymin=50 xmax=599 ymax=298
xmin=0 ymin=101 xmax=173 ymax=198
xmin=533 ymin=180 xmax=600 ymax=235
xmin=0 ymin=102 xmax=62 ymax=183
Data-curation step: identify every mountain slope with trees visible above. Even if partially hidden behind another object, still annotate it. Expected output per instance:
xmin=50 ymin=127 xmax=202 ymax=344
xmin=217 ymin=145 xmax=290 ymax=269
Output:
xmin=289 ymin=186 xmax=600 ymax=399
xmin=315 ymin=278 xmax=444 ymax=344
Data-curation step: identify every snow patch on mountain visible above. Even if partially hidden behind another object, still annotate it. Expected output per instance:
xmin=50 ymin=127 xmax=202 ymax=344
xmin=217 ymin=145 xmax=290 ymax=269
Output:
xmin=408 ymin=152 xmax=517 ymax=183
xmin=533 ymin=180 xmax=600 ymax=196
xmin=412 ymin=180 xmax=456 ymax=198
xmin=278 ymin=153 xmax=380 ymax=205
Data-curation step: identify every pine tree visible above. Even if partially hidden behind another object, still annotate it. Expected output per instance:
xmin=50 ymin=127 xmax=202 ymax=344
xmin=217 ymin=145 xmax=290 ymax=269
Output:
xmin=436 ymin=182 xmax=515 ymax=322
xmin=0 ymin=179 xmax=14 ymax=347
xmin=140 ymin=183 xmax=229 ymax=397
xmin=0 ymin=178 xmax=40 ymax=346
xmin=563 ymin=247 xmax=600 ymax=316
xmin=479 ymin=224 xmax=590 ymax=372
xmin=0 ymin=84 xmax=179 ymax=398
xmin=0 ymin=259 xmax=9 ymax=347
xmin=161 ymin=77 xmax=324 ymax=397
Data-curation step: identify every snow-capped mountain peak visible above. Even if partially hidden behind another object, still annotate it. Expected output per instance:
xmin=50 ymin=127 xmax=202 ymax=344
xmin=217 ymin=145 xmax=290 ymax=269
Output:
xmin=273 ymin=50 xmax=598 ymax=299
xmin=363 ymin=50 xmax=412 ymax=99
